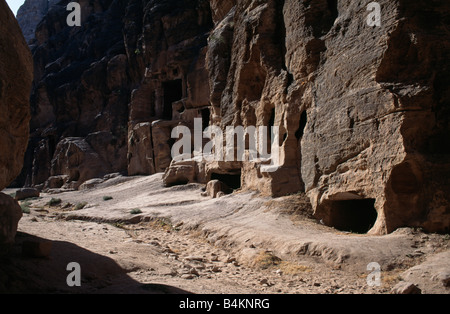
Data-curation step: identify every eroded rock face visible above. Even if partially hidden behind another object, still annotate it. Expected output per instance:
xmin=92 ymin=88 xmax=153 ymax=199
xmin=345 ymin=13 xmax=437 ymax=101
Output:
xmin=299 ymin=0 xmax=450 ymax=234
xmin=0 ymin=0 xmax=33 ymax=246
xmin=0 ymin=0 xmax=33 ymax=191
xmin=125 ymin=0 xmax=213 ymax=175
xmin=20 ymin=0 xmax=213 ymax=190
xmin=49 ymin=137 xmax=112 ymax=190
xmin=18 ymin=0 xmax=450 ymax=234
xmin=20 ymin=0 xmax=130 ymax=190
xmin=205 ymin=0 xmax=450 ymax=234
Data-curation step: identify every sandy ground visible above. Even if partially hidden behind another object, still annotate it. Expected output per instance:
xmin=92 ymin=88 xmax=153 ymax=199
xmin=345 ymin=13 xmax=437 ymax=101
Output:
xmin=1 ymin=173 xmax=449 ymax=294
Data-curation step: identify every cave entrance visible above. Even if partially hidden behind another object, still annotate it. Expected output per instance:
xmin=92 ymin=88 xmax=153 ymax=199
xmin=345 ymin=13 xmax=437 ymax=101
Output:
xmin=162 ymin=79 xmax=183 ymax=120
xmin=326 ymin=199 xmax=378 ymax=234
xmin=201 ymin=108 xmax=210 ymax=130
xmin=211 ymin=171 xmax=241 ymax=191
xmin=265 ymin=108 xmax=276 ymax=153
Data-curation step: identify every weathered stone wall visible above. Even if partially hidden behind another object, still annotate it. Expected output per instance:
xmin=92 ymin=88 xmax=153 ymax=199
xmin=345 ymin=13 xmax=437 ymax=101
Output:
xmin=0 ymin=0 xmax=33 ymax=245
xmin=17 ymin=0 xmax=214 ymax=187
xmin=18 ymin=0 xmax=131 ymax=190
xmin=203 ymin=0 xmax=450 ymax=234
xmin=125 ymin=0 xmax=213 ymax=176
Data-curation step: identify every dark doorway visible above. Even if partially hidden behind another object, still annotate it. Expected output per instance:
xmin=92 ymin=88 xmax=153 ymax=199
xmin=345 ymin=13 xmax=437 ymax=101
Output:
xmin=211 ymin=171 xmax=241 ymax=190
xmin=327 ymin=0 xmax=339 ymax=21
xmin=295 ymin=110 xmax=307 ymax=140
xmin=162 ymin=79 xmax=183 ymax=120
xmin=326 ymin=199 xmax=378 ymax=234
xmin=265 ymin=108 xmax=276 ymax=153
xmin=201 ymin=108 xmax=210 ymax=130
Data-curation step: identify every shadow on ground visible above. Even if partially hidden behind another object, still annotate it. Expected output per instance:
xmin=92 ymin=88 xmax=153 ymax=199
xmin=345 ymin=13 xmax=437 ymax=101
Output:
xmin=0 ymin=232 xmax=192 ymax=294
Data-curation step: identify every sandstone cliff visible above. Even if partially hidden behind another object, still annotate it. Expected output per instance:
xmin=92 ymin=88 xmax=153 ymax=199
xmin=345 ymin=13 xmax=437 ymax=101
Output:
xmin=18 ymin=0 xmax=449 ymax=235
xmin=0 ymin=0 xmax=33 ymax=245
xmin=21 ymin=0 xmax=131 ymax=190
xmin=203 ymin=0 xmax=450 ymax=234
xmin=16 ymin=0 xmax=213 ymax=190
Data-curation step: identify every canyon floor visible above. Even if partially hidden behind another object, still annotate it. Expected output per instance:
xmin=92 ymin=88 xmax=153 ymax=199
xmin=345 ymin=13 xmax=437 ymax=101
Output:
xmin=2 ymin=174 xmax=449 ymax=294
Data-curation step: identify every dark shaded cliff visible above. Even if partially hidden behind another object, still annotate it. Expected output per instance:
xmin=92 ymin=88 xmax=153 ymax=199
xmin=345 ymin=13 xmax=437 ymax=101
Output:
xmin=0 ymin=0 xmax=33 ymax=246
xmin=16 ymin=0 xmax=212 ymax=190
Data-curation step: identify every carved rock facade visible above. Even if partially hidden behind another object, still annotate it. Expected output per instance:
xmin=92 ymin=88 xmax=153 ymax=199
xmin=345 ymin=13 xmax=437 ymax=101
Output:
xmin=17 ymin=0 xmax=450 ymax=234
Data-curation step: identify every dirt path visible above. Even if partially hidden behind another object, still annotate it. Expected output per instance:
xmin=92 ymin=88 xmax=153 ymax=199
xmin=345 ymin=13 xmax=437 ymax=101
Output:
xmin=2 ymin=174 xmax=449 ymax=294
xmin=7 ymin=213 xmax=381 ymax=294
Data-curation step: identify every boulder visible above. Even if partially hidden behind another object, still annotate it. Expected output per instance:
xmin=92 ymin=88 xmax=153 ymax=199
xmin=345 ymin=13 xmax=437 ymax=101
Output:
xmin=0 ymin=0 xmax=33 ymax=248
xmin=44 ymin=175 xmax=68 ymax=190
xmin=0 ymin=193 xmax=22 ymax=248
xmin=15 ymin=188 xmax=40 ymax=201
xmin=163 ymin=160 xmax=197 ymax=187
xmin=434 ymin=272 xmax=450 ymax=288
xmin=49 ymin=137 xmax=111 ymax=190
xmin=391 ymin=282 xmax=422 ymax=295
xmin=203 ymin=180 xmax=231 ymax=198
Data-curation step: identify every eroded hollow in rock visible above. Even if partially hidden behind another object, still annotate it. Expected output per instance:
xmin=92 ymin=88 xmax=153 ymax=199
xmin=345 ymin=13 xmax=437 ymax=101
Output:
xmin=162 ymin=79 xmax=183 ymax=120
xmin=295 ymin=110 xmax=307 ymax=140
xmin=325 ymin=199 xmax=378 ymax=234
xmin=210 ymin=171 xmax=241 ymax=191
xmin=169 ymin=178 xmax=190 ymax=187
xmin=201 ymin=108 xmax=210 ymax=130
